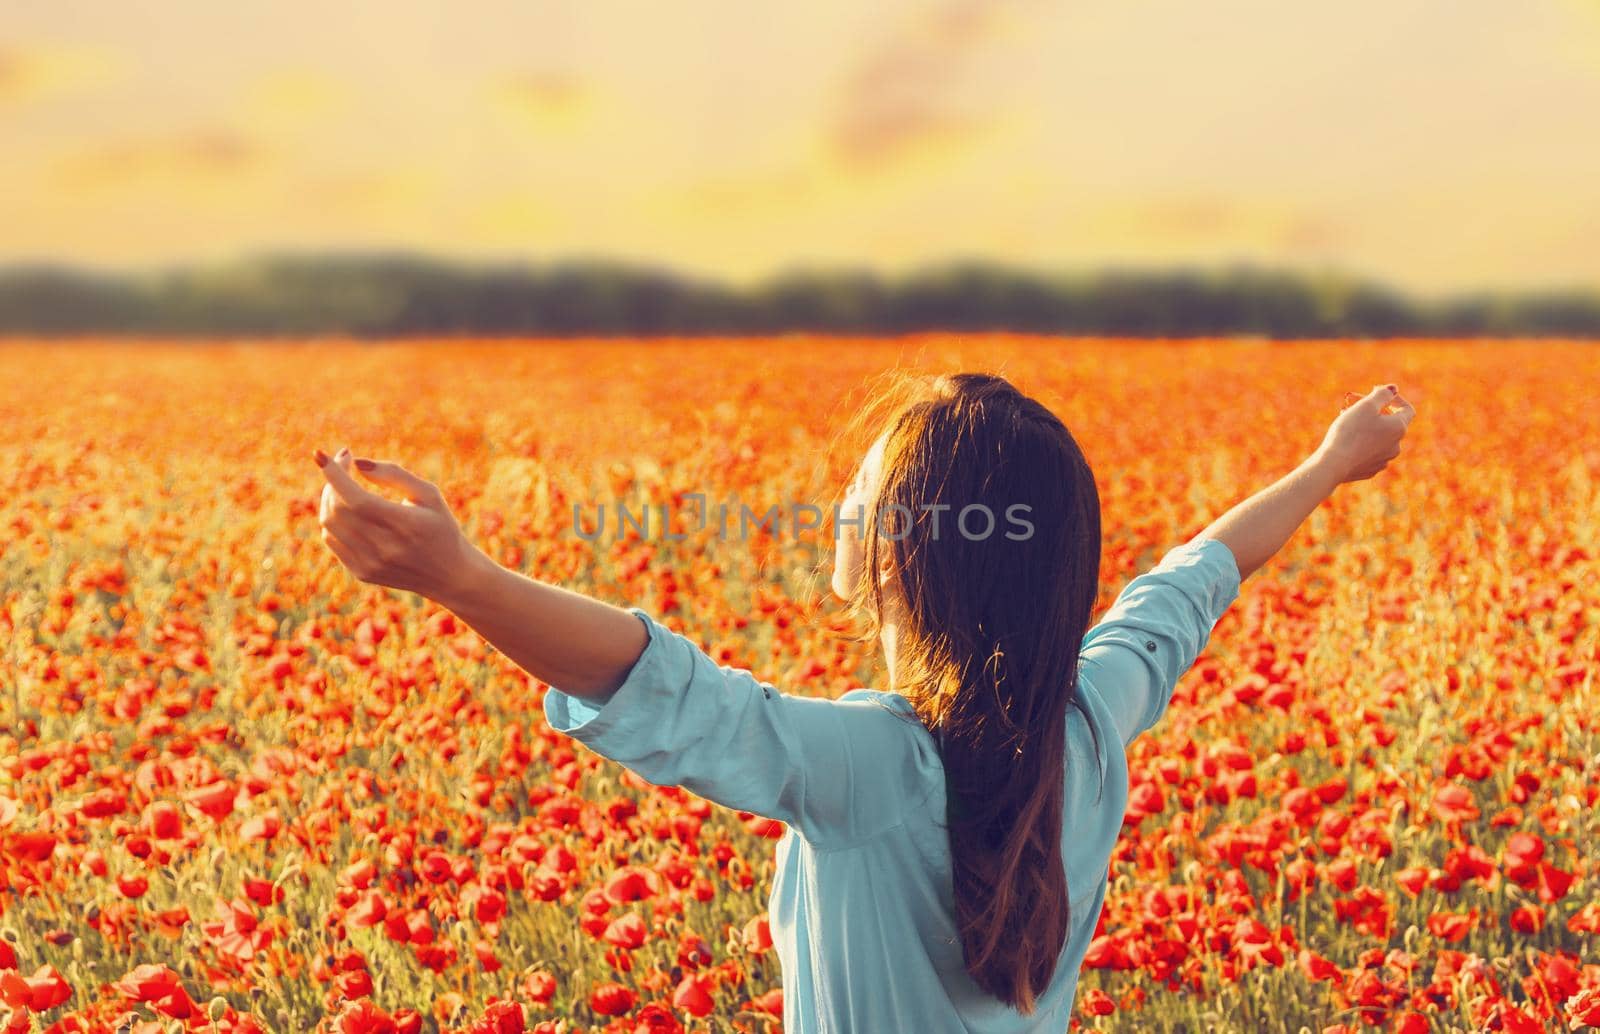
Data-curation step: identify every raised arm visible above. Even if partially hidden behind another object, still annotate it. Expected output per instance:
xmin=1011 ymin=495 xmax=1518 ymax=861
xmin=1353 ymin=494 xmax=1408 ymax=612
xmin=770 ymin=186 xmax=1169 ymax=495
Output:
xmin=310 ymin=446 xmax=926 ymax=846
xmin=1078 ymin=383 xmax=1415 ymax=745
xmin=441 ymin=553 xmax=648 ymax=701
xmin=312 ymin=447 xmax=647 ymax=699
xmin=1201 ymin=383 xmax=1415 ymax=581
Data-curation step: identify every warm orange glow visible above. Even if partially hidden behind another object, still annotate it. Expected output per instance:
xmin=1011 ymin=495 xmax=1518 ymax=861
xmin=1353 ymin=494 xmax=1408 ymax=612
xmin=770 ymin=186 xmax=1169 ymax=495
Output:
xmin=2 ymin=2 xmax=1599 ymax=294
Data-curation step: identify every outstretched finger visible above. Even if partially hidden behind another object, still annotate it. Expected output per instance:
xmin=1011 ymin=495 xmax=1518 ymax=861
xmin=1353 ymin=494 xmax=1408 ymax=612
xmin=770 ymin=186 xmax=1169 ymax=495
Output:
xmin=1361 ymin=384 xmax=1397 ymax=411
xmin=1384 ymin=395 xmax=1416 ymax=429
xmin=353 ymin=458 xmax=446 ymax=510
xmin=315 ymin=447 xmax=400 ymax=518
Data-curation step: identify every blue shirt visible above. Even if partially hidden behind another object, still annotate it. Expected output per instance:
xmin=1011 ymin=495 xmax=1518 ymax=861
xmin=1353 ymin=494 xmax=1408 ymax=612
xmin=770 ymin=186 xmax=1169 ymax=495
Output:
xmin=543 ymin=535 xmax=1242 ymax=1032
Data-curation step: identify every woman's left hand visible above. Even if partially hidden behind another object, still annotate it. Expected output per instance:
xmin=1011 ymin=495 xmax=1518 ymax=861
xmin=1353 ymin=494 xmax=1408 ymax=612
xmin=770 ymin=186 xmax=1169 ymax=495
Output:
xmin=313 ymin=446 xmax=478 ymax=600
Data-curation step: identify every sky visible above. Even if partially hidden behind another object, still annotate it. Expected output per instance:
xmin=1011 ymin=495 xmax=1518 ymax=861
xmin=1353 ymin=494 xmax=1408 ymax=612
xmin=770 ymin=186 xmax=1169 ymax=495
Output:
xmin=3 ymin=0 xmax=1599 ymax=296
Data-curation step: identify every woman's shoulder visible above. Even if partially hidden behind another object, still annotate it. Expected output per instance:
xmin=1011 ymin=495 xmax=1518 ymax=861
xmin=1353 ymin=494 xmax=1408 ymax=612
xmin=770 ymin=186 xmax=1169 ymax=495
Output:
xmin=836 ymin=690 xmax=937 ymax=742
xmin=837 ymin=687 xmax=915 ymax=713
xmin=834 ymin=689 xmax=943 ymax=773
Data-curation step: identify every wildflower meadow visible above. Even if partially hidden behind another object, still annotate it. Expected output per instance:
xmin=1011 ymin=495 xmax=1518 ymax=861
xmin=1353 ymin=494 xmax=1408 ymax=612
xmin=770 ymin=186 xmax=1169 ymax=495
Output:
xmin=2 ymin=337 xmax=1597 ymax=1033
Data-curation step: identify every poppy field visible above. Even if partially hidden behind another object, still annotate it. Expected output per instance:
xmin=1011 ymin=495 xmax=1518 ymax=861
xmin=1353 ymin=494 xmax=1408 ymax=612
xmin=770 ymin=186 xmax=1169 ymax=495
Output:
xmin=1 ymin=336 xmax=1597 ymax=1033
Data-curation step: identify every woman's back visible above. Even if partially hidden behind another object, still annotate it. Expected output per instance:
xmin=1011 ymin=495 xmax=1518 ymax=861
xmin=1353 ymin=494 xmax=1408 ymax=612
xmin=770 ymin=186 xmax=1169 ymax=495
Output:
xmin=543 ymin=535 xmax=1243 ymax=1032
xmin=763 ymin=682 xmax=1127 ymax=1033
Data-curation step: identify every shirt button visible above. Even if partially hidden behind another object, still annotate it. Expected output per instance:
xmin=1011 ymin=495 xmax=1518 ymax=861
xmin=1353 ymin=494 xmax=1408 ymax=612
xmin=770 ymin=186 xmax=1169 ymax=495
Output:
xmin=1144 ymin=640 xmax=1157 ymax=652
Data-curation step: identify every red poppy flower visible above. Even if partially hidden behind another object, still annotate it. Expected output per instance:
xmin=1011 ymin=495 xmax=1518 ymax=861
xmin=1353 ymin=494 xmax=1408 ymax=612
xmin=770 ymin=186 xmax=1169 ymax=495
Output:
xmin=336 ymin=998 xmax=399 ymax=1034
xmin=113 ymin=963 xmax=194 ymax=1019
xmin=1079 ymin=988 xmax=1116 ymax=1016
xmin=741 ymin=915 xmax=772 ymax=953
xmin=603 ymin=912 xmax=648 ymax=950
xmin=184 ymin=780 xmax=237 ymax=820
xmin=672 ymin=974 xmax=715 ymax=1017
xmin=1432 ymin=783 xmax=1479 ymax=824
xmin=748 ymin=989 xmax=783 ymax=1016
xmin=603 ymin=865 xmax=663 ymax=904
xmin=469 ymin=1000 xmax=526 ymax=1034
xmin=590 ymin=982 xmax=637 ymax=1016
xmin=0 ymin=965 xmax=71 ymax=1012
xmin=1565 ymin=989 xmax=1600 ymax=1028
xmin=201 ymin=898 xmax=272 ymax=965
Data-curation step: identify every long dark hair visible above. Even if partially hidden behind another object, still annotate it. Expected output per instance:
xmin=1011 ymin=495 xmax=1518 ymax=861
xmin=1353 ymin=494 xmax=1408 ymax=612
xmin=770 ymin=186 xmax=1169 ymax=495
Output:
xmin=839 ymin=371 xmax=1104 ymax=1014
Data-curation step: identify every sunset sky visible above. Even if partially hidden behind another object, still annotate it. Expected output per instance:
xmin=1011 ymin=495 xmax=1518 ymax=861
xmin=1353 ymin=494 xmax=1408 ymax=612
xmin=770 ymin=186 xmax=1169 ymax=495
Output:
xmin=4 ymin=0 xmax=1598 ymax=295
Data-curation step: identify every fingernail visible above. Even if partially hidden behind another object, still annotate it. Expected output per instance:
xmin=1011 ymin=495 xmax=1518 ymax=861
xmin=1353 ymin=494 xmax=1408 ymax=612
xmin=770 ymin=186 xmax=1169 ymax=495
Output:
xmin=313 ymin=449 xmax=329 ymax=467
xmin=355 ymin=458 xmax=375 ymax=471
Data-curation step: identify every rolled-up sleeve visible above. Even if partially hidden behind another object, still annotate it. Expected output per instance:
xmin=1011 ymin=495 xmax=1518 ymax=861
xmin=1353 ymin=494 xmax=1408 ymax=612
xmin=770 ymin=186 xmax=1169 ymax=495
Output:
xmin=1077 ymin=536 xmax=1242 ymax=746
xmin=542 ymin=608 xmax=915 ymax=847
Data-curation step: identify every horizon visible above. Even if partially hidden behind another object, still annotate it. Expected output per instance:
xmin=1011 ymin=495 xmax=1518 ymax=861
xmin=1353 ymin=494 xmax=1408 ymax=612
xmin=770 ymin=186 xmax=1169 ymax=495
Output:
xmin=5 ymin=250 xmax=1600 ymax=304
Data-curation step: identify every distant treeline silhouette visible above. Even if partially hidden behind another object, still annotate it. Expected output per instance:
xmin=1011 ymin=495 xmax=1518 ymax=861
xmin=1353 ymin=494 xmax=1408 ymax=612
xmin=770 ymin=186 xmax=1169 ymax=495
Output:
xmin=2 ymin=253 xmax=1597 ymax=337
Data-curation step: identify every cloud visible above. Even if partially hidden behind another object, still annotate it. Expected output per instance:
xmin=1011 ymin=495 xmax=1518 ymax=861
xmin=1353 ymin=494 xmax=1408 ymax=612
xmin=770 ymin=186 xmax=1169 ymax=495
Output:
xmin=827 ymin=0 xmax=1031 ymax=173
xmin=54 ymin=128 xmax=263 ymax=188
xmin=0 ymin=44 xmax=120 ymax=106
xmin=638 ymin=1 xmax=1043 ymax=234
xmin=494 ymin=72 xmax=593 ymax=131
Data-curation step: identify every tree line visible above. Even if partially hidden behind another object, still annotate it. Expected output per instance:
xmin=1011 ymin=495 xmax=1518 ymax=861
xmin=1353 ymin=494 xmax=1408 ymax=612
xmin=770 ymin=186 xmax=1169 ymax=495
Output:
xmin=1 ymin=253 xmax=1597 ymax=337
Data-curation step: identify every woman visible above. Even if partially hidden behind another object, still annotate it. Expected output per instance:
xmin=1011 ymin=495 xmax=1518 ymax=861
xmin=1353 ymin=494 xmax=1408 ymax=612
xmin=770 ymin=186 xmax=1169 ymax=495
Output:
xmin=312 ymin=373 xmax=1414 ymax=1031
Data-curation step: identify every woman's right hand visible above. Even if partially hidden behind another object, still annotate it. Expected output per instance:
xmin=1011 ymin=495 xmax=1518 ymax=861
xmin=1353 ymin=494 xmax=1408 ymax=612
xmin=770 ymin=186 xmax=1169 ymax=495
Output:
xmin=1315 ymin=384 xmax=1416 ymax=484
